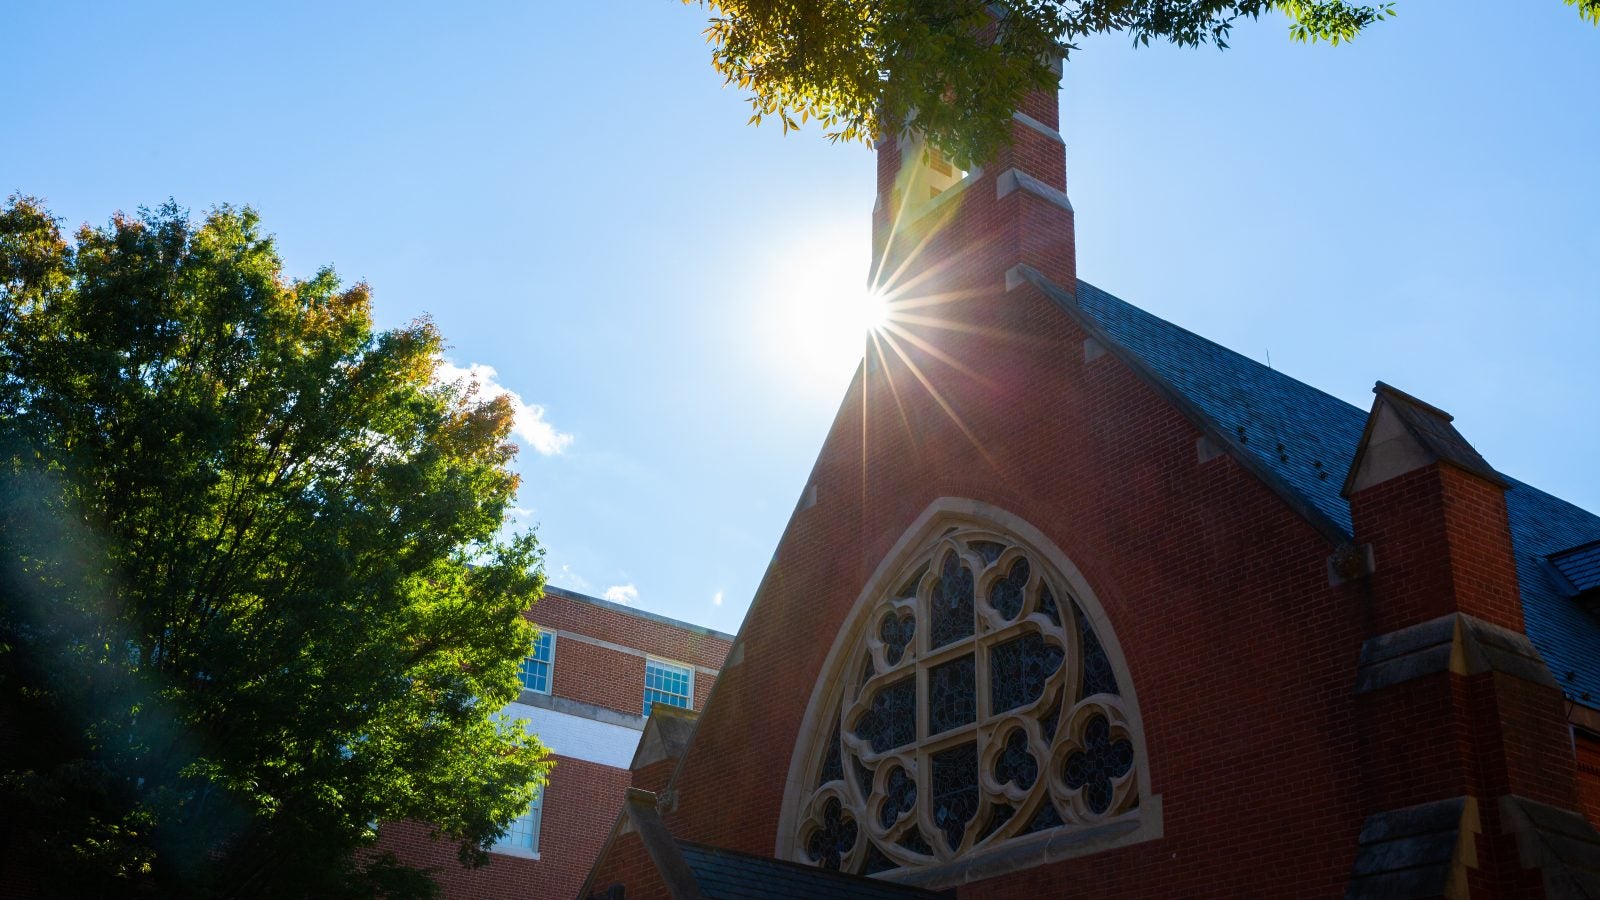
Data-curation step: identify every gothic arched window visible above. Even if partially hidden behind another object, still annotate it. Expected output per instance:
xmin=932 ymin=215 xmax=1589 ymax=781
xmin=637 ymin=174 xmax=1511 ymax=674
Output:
xmin=781 ymin=509 xmax=1157 ymax=884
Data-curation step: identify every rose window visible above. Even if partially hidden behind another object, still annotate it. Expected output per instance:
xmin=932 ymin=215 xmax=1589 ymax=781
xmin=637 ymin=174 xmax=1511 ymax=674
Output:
xmin=790 ymin=523 xmax=1144 ymax=878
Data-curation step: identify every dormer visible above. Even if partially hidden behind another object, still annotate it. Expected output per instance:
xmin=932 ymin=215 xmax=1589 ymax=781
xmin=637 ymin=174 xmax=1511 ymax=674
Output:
xmin=1546 ymin=539 xmax=1600 ymax=615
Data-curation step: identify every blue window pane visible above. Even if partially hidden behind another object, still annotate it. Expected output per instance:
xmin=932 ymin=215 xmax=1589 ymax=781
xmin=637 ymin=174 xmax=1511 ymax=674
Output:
xmin=519 ymin=632 xmax=555 ymax=693
xmin=493 ymin=788 xmax=544 ymax=854
xmin=643 ymin=659 xmax=693 ymax=716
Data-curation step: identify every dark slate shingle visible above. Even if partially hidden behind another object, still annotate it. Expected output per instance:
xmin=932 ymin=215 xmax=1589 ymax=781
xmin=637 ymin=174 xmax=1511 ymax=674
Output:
xmin=1550 ymin=541 xmax=1600 ymax=595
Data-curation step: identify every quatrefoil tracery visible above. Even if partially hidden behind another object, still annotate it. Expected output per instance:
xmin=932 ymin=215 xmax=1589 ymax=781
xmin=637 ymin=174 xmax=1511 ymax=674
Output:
xmin=795 ymin=525 xmax=1142 ymax=876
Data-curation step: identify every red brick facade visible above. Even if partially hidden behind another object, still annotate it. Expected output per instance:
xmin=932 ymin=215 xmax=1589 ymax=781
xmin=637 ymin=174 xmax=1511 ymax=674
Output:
xmin=1578 ymin=731 xmax=1600 ymax=829
xmin=379 ymin=589 xmax=731 ymax=899
xmin=382 ymin=755 xmax=631 ymax=900
xmin=584 ymin=77 xmax=1600 ymax=899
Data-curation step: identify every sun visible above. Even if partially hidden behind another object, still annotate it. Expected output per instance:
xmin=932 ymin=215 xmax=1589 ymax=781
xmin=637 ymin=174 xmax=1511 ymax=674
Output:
xmin=860 ymin=288 xmax=890 ymax=333
xmin=762 ymin=233 xmax=884 ymax=392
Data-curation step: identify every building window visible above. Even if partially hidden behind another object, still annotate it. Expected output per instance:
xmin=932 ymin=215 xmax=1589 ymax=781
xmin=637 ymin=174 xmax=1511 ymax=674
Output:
xmin=519 ymin=631 xmax=555 ymax=694
xmin=782 ymin=516 xmax=1153 ymax=882
xmin=643 ymin=658 xmax=693 ymax=717
xmin=493 ymin=788 xmax=543 ymax=857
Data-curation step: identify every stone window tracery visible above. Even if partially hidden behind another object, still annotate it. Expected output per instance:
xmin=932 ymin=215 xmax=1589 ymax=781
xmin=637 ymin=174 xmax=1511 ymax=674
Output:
xmin=787 ymin=520 xmax=1148 ymax=880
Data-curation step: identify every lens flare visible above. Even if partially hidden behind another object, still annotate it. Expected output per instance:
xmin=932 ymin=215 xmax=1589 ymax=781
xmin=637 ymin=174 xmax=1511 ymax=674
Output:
xmin=860 ymin=288 xmax=890 ymax=333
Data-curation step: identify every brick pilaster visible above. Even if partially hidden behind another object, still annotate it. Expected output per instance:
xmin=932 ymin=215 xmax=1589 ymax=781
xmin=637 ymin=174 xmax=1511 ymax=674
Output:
xmin=1343 ymin=383 xmax=1593 ymax=896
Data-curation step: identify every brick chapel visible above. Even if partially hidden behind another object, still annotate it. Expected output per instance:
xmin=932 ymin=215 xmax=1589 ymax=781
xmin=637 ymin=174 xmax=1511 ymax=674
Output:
xmin=574 ymin=67 xmax=1600 ymax=899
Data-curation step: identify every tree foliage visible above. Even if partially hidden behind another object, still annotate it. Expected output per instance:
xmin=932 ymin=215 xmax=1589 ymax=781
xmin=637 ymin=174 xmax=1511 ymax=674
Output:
xmin=0 ymin=197 xmax=550 ymax=897
xmin=688 ymin=0 xmax=1599 ymax=164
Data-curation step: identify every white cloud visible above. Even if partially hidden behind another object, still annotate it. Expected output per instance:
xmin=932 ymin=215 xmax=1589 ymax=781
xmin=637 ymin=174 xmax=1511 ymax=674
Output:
xmin=555 ymin=564 xmax=592 ymax=593
xmin=435 ymin=358 xmax=573 ymax=456
xmin=603 ymin=584 xmax=638 ymax=605
xmin=712 ymin=590 xmax=724 ymax=607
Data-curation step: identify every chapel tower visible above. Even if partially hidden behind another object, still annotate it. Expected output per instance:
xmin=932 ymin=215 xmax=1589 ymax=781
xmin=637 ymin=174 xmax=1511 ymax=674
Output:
xmin=869 ymin=61 xmax=1076 ymax=301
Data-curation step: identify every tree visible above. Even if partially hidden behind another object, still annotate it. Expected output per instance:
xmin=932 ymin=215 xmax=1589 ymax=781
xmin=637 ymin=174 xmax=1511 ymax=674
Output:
xmin=0 ymin=196 xmax=550 ymax=898
xmin=686 ymin=0 xmax=1600 ymax=165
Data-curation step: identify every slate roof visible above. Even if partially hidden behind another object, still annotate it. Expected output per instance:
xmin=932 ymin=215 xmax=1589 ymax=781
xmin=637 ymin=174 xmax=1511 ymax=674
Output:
xmin=1064 ymin=276 xmax=1600 ymax=711
xmin=676 ymin=841 xmax=947 ymax=900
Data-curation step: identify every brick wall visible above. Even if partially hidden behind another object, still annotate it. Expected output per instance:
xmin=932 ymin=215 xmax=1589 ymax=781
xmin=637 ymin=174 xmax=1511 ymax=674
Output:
xmin=631 ymin=758 xmax=679 ymax=796
xmin=376 ymin=754 xmax=630 ymax=900
xmin=533 ymin=592 xmax=729 ymax=719
xmin=532 ymin=591 xmax=729 ymax=673
xmin=1348 ymin=463 xmax=1526 ymax=634
xmin=550 ymin=638 xmax=648 ymax=717
xmin=582 ymin=830 xmax=670 ymax=900
xmin=1578 ymin=731 xmax=1600 ymax=828
xmin=380 ymin=590 xmax=730 ymax=898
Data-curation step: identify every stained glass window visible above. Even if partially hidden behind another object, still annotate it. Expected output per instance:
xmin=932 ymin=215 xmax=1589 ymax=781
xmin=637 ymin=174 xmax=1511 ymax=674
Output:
xmin=854 ymin=676 xmax=915 ymax=753
xmin=879 ymin=612 xmax=915 ymax=666
xmin=989 ymin=558 xmax=1029 ymax=621
xmin=928 ymin=654 xmax=976 ymax=735
xmin=1038 ymin=584 xmax=1061 ymax=627
xmin=930 ymin=742 xmax=979 ymax=852
xmin=1076 ymin=601 xmax=1120 ymax=698
xmin=820 ymin=725 xmax=843 ymax=787
xmin=805 ymin=798 xmax=858 ymax=870
xmin=930 ymin=550 xmax=974 ymax=648
xmin=1063 ymin=715 xmax=1134 ymax=816
xmin=790 ymin=521 xmax=1145 ymax=878
xmin=880 ymin=766 xmax=917 ymax=828
xmin=990 ymin=631 xmax=1063 ymax=714
xmin=993 ymin=728 xmax=1037 ymax=790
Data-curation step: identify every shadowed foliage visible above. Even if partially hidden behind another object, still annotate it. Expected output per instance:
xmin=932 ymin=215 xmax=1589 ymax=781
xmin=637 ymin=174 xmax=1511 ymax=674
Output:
xmin=0 ymin=197 xmax=550 ymax=898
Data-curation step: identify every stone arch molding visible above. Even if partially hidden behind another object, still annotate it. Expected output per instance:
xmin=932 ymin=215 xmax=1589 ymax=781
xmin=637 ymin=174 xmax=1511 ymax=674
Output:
xmin=777 ymin=498 xmax=1162 ymax=887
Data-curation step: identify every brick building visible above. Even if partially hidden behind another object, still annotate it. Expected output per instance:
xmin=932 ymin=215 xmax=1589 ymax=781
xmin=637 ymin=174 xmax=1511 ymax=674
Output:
xmin=380 ymin=587 xmax=731 ymax=900
xmin=579 ymin=73 xmax=1600 ymax=898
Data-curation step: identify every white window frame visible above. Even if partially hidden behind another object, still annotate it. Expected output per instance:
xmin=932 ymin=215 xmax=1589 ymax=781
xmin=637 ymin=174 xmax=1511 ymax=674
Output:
xmin=491 ymin=786 xmax=544 ymax=859
xmin=642 ymin=656 xmax=695 ymax=717
xmin=519 ymin=630 xmax=556 ymax=695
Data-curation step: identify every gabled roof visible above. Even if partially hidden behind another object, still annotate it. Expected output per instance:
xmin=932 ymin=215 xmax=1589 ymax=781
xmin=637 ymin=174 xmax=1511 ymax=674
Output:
xmin=632 ymin=704 xmax=699 ymax=770
xmin=676 ymin=842 xmax=948 ymax=900
xmin=577 ymin=788 xmax=946 ymax=900
xmin=1013 ymin=266 xmax=1600 ymax=711
xmin=1341 ymin=382 xmax=1510 ymax=496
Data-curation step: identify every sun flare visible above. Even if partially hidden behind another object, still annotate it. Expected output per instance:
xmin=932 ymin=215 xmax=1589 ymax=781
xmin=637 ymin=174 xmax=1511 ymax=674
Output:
xmin=860 ymin=288 xmax=890 ymax=333
xmin=762 ymin=232 xmax=889 ymax=392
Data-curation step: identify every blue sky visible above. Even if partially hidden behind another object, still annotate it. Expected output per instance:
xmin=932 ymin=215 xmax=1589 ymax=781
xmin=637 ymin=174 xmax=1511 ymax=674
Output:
xmin=4 ymin=1 xmax=1596 ymax=634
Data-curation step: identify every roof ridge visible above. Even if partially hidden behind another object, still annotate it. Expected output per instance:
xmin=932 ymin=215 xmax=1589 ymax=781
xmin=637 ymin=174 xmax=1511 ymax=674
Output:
xmin=542 ymin=584 xmax=737 ymax=641
xmin=674 ymin=840 xmax=946 ymax=897
xmin=1074 ymin=278 xmax=1367 ymax=419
